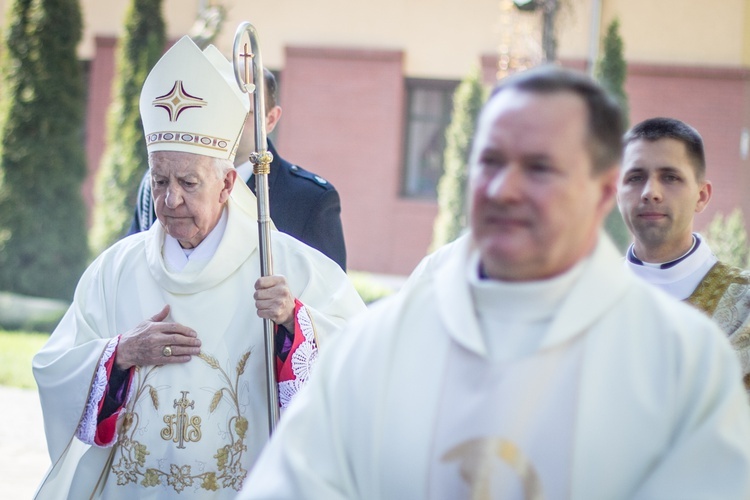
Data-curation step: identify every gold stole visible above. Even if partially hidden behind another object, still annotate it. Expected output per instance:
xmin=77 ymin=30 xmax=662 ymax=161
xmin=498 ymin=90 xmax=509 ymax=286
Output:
xmin=687 ymin=262 xmax=750 ymax=389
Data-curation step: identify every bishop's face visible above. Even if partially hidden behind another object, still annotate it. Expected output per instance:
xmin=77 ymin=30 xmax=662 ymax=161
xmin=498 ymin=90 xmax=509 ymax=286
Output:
xmin=617 ymin=138 xmax=711 ymax=263
xmin=468 ymin=89 xmax=618 ymax=281
xmin=150 ymin=151 xmax=236 ymax=249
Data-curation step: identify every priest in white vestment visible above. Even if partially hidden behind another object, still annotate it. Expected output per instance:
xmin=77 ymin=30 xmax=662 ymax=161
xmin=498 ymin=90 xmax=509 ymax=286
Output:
xmin=617 ymin=117 xmax=750 ymax=391
xmin=240 ymin=67 xmax=750 ymax=500
xmin=32 ymin=36 xmax=366 ymax=499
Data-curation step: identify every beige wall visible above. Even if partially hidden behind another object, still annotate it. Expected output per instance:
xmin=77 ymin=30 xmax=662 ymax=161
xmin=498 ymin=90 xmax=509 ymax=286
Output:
xmin=72 ymin=0 xmax=502 ymax=79
xmin=1 ymin=0 xmax=748 ymax=72
xmin=212 ymin=0 xmax=502 ymax=79
xmin=559 ymin=0 xmax=750 ymax=66
xmin=558 ymin=0 xmax=749 ymax=67
xmin=5 ymin=1 xmax=749 ymax=74
xmin=606 ymin=0 xmax=746 ymax=66
xmin=78 ymin=0 xmax=197 ymax=58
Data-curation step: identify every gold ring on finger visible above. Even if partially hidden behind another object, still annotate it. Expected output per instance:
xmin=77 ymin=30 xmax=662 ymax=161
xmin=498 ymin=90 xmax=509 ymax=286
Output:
xmin=162 ymin=345 xmax=173 ymax=357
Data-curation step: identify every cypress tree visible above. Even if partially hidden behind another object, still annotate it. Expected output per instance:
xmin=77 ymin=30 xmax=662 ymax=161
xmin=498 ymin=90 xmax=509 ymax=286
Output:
xmin=595 ymin=18 xmax=631 ymax=252
xmin=430 ymin=69 xmax=485 ymax=252
xmin=0 ymin=0 xmax=88 ymax=300
xmin=89 ymin=0 xmax=164 ymax=254
xmin=596 ymin=18 xmax=629 ymax=125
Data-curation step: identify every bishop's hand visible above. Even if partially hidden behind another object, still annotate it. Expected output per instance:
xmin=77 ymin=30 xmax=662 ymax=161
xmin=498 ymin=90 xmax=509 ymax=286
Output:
xmin=254 ymin=275 xmax=295 ymax=331
xmin=115 ymin=304 xmax=201 ymax=369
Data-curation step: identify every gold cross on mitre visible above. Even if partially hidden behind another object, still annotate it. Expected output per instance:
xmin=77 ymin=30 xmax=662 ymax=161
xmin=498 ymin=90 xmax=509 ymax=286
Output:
xmin=152 ymin=80 xmax=208 ymax=122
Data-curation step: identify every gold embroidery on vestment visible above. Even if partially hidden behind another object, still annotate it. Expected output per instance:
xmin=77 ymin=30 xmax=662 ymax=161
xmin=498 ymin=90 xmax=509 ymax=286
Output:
xmin=687 ymin=262 xmax=749 ymax=315
xmin=442 ymin=437 xmax=544 ymax=500
xmin=160 ymin=391 xmax=202 ymax=448
xmin=686 ymin=262 xmax=750 ymax=391
xmin=109 ymin=348 xmax=253 ymax=492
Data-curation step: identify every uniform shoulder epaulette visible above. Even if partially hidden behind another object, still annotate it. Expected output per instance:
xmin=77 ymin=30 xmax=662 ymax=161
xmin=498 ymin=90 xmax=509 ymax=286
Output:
xmin=289 ymin=164 xmax=332 ymax=189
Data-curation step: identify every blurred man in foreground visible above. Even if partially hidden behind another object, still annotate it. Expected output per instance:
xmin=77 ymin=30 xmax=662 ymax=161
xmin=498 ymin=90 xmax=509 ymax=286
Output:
xmin=240 ymin=67 xmax=750 ymax=499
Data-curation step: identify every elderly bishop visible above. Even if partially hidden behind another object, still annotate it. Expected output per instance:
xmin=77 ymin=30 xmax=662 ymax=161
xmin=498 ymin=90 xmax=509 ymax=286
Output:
xmin=32 ymin=36 xmax=365 ymax=499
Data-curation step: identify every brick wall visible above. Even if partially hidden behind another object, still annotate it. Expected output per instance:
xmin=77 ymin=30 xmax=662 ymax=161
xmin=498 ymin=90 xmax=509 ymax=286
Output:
xmin=82 ymin=36 xmax=117 ymax=224
xmin=277 ymin=46 xmax=433 ymax=274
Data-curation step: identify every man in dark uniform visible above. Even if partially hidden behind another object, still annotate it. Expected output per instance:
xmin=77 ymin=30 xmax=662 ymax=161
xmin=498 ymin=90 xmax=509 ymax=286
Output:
xmin=128 ymin=69 xmax=347 ymax=270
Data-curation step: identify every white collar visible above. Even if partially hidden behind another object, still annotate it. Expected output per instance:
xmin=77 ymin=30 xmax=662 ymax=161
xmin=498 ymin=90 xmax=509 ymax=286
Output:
xmin=625 ymin=233 xmax=717 ymax=299
xmin=468 ymin=251 xmax=588 ymax=323
xmin=163 ymin=208 xmax=228 ymax=273
xmin=434 ymin=233 xmax=630 ymax=357
xmin=235 ymin=160 xmax=253 ymax=184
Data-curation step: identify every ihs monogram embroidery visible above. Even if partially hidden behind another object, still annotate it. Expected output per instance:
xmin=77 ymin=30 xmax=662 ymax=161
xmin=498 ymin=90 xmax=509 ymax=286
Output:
xmin=160 ymin=391 xmax=202 ymax=449
xmin=106 ymin=348 xmax=253 ymax=493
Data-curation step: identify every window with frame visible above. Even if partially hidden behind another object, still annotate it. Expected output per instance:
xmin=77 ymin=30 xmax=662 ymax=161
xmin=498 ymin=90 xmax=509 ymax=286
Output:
xmin=401 ymin=78 xmax=459 ymax=199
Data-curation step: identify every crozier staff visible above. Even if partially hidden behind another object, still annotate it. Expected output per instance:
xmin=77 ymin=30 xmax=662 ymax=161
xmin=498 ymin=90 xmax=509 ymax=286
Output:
xmin=234 ymin=20 xmax=280 ymax=430
xmin=32 ymin=35 xmax=365 ymax=499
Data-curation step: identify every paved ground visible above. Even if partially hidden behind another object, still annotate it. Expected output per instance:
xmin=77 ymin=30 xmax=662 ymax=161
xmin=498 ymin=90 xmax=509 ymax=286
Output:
xmin=0 ymin=386 xmax=50 ymax=499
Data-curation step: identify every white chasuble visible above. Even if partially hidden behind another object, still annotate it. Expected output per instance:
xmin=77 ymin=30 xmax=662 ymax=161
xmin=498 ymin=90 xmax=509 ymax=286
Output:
xmin=95 ymin=293 xmax=272 ymax=497
xmin=33 ymin=181 xmax=366 ymax=499
xmin=239 ymin=234 xmax=750 ymax=500
xmin=428 ymin=255 xmax=586 ymax=500
xmin=429 ymin=340 xmax=582 ymax=500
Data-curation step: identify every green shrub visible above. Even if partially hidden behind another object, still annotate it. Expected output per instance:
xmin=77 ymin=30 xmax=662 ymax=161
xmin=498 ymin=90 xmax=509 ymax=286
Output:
xmin=703 ymin=209 xmax=750 ymax=269
xmin=0 ymin=291 xmax=67 ymax=332
xmin=431 ymin=69 xmax=486 ymax=252
xmin=596 ymin=18 xmax=631 ymax=253
xmin=596 ymin=18 xmax=629 ymax=126
xmin=349 ymin=271 xmax=396 ymax=305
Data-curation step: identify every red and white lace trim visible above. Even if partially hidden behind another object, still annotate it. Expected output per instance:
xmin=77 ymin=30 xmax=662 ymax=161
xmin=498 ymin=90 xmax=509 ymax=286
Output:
xmin=278 ymin=306 xmax=318 ymax=408
xmin=75 ymin=337 xmax=119 ymax=446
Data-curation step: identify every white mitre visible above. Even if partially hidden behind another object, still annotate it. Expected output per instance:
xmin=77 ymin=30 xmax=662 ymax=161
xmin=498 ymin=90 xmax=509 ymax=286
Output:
xmin=140 ymin=36 xmax=250 ymax=162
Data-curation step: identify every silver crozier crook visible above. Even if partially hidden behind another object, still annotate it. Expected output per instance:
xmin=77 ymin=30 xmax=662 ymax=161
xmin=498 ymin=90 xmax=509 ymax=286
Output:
xmin=232 ymin=22 xmax=279 ymax=433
